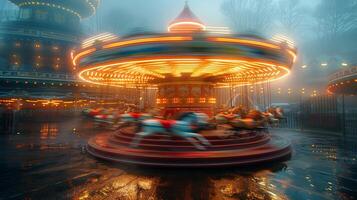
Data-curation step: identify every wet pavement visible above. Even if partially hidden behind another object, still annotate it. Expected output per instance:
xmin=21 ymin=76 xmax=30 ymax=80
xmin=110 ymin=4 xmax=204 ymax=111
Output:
xmin=1 ymin=117 xmax=357 ymax=200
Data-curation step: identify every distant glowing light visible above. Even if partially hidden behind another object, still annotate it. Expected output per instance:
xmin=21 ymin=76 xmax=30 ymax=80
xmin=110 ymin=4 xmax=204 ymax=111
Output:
xmin=301 ymin=65 xmax=307 ymax=68
xmin=341 ymin=63 xmax=348 ymax=66
xmin=321 ymin=63 xmax=328 ymax=67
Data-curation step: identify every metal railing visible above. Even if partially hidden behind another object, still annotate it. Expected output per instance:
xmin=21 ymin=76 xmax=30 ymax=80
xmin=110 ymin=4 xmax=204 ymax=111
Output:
xmin=0 ymin=70 xmax=78 ymax=82
xmin=278 ymin=95 xmax=357 ymax=136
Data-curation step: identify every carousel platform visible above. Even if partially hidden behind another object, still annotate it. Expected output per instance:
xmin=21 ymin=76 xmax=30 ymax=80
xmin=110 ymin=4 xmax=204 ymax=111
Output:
xmin=87 ymin=127 xmax=292 ymax=167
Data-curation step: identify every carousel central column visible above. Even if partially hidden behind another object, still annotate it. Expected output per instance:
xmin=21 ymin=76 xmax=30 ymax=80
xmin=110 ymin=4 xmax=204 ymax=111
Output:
xmin=155 ymin=77 xmax=216 ymax=117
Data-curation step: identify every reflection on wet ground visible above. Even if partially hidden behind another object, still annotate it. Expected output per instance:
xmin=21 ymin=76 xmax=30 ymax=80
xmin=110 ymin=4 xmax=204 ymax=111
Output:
xmin=1 ymin=117 xmax=357 ymax=200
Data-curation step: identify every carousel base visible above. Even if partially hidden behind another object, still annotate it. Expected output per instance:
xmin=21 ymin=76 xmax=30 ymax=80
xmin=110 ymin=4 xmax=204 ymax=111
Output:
xmin=87 ymin=127 xmax=292 ymax=167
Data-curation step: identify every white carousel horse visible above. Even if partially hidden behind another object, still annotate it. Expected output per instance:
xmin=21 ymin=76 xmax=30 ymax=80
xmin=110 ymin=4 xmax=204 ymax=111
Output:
xmin=131 ymin=112 xmax=211 ymax=150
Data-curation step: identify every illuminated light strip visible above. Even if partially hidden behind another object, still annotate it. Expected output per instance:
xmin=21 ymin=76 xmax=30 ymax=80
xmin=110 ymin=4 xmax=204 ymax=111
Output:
xmin=82 ymin=35 xmax=117 ymax=45
xmin=78 ymin=57 xmax=290 ymax=87
xmin=210 ymin=61 xmax=290 ymax=80
xmin=18 ymin=1 xmax=99 ymax=19
xmin=83 ymin=35 xmax=117 ymax=45
xmin=18 ymin=1 xmax=82 ymax=19
xmin=221 ymin=65 xmax=289 ymax=87
xmin=70 ymin=50 xmax=74 ymax=60
xmin=168 ymin=21 xmax=206 ymax=32
xmin=82 ymin=36 xmax=118 ymax=48
xmin=83 ymin=57 xmax=287 ymax=77
xmin=72 ymin=48 xmax=96 ymax=66
xmin=271 ymin=34 xmax=295 ymax=48
xmin=206 ymin=26 xmax=230 ymax=30
xmin=207 ymin=31 xmax=232 ymax=35
xmin=82 ymin=33 xmax=110 ymax=43
xmin=205 ymin=26 xmax=231 ymax=34
xmin=82 ymin=33 xmax=118 ymax=45
xmin=208 ymin=37 xmax=281 ymax=50
xmin=287 ymin=50 xmax=297 ymax=63
xmin=85 ymin=0 xmax=98 ymax=13
xmin=103 ymin=36 xmax=192 ymax=49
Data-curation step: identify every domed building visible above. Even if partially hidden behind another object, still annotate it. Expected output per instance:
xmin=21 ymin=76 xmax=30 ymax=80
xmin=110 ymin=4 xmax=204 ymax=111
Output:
xmin=0 ymin=0 xmax=105 ymax=109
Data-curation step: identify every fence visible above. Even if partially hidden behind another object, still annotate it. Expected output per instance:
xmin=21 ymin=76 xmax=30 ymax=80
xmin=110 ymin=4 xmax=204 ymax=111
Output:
xmin=0 ymin=108 xmax=81 ymax=134
xmin=278 ymin=95 xmax=357 ymax=136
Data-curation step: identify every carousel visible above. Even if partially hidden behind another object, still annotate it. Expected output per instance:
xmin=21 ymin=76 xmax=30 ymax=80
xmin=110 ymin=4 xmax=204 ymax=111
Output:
xmin=327 ymin=65 xmax=357 ymax=95
xmin=73 ymin=3 xmax=297 ymax=167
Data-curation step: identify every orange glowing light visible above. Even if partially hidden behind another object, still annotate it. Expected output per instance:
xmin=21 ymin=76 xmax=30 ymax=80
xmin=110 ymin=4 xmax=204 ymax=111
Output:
xmin=287 ymin=50 xmax=297 ymax=63
xmin=208 ymin=98 xmax=216 ymax=104
xmin=168 ymin=21 xmax=206 ymax=33
xmin=173 ymin=98 xmax=180 ymax=104
xmin=161 ymin=98 xmax=168 ymax=104
xmin=102 ymin=36 xmax=192 ymax=49
xmin=187 ymin=98 xmax=194 ymax=104
xmin=208 ymin=37 xmax=281 ymax=50
xmin=74 ymin=32 xmax=296 ymax=89
xmin=199 ymin=98 xmax=206 ymax=103
xmin=78 ymin=56 xmax=291 ymax=88
xmin=73 ymin=48 xmax=96 ymax=66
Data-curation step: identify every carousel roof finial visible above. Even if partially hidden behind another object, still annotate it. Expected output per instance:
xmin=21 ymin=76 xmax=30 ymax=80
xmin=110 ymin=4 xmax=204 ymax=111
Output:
xmin=167 ymin=1 xmax=206 ymax=33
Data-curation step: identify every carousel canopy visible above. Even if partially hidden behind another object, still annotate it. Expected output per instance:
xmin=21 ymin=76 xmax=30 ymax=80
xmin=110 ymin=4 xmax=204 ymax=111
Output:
xmin=328 ymin=65 xmax=357 ymax=95
xmin=73 ymin=33 xmax=296 ymax=88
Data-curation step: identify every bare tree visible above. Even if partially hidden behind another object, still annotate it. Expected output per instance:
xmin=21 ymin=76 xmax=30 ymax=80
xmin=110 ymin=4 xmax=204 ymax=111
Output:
xmin=221 ymin=0 xmax=276 ymax=34
xmin=276 ymin=0 xmax=304 ymax=36
xmin=314 ymin=0 xmax=357 ymax=40
xmin=0 ymin=1 xmax=18 ymax=22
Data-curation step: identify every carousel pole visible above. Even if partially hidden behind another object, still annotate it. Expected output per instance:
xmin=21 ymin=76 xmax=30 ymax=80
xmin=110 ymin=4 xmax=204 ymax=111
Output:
xmin=229 ymin=84 xmax=233 ymax=108
xmin=342 ymin=94 xmax=346 ymax=135
xmin=268 ymin=81 xmax=272 ymax=107
xmin=262 ymin=83 xmax=267 ymax=110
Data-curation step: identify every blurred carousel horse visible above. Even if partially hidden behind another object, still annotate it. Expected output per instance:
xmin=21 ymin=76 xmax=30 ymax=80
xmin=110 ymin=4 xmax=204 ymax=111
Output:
xmin=131 ymin=112 xmax=211 ymax=150
xmin=262 ymin=112 xmax=279 ymax=127
xmin=267 ymin=107 xmax=285 ymax=126
xmin=229 ymin=109 xmax=270 ymax=133
xmin=214 ymin=112 xmax=240 ymax=124
xmin=214 ymin=106 xmax=248 ymax=124
xmin=82 ymin=108 xmax=105 ymax=118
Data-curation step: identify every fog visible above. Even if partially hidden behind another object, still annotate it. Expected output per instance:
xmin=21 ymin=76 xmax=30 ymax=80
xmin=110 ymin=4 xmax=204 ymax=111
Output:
xmin=2 ymin=0 xmax=357 ymax=97
xmin=79 ymin=0 xmax=356 ymax=94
